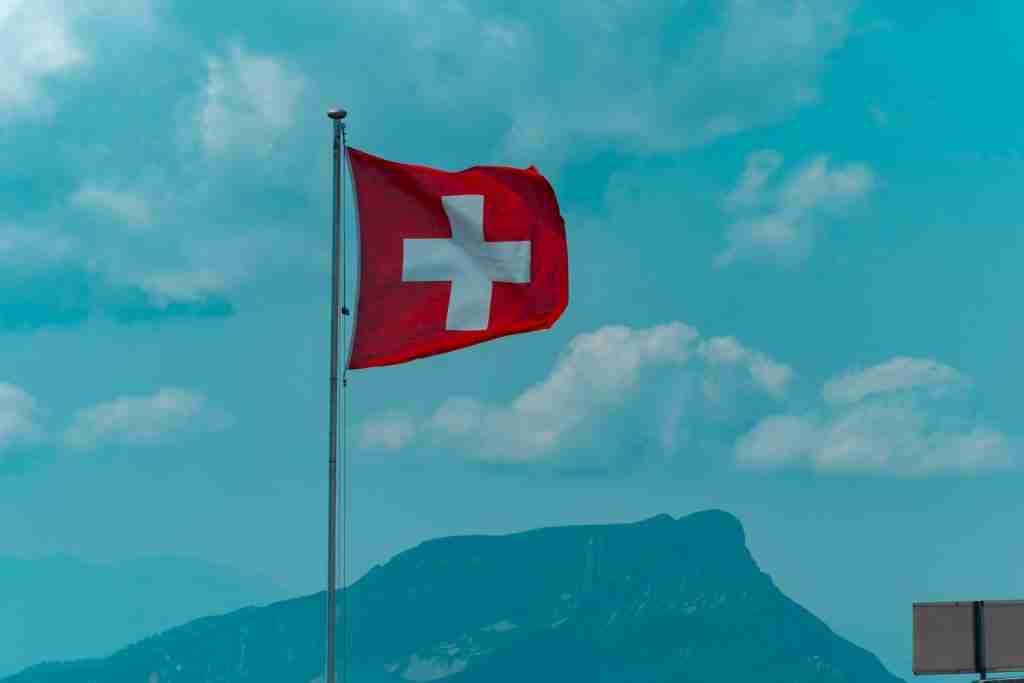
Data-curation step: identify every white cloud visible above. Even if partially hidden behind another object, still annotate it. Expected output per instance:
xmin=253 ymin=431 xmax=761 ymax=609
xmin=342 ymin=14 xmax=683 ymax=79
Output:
xmin=361 ymin=322 xmax=792 ymax=464
xmin=716 ymin=151 xmax=875 ymax=267
xmin=0 ymin=0 xmax=154 ymax=119
xmin=63 ymin=387 xmax=231 ymax=452
xmin=0 ymin=383 xmax=45 ymax=459
xmin=725 ymin=150 xmax=784 ymax=208
xmin=735 ymin=413 xmax=821 ymax=469
xmin=737 ymin=358 xmax=1015 ymax=475
xmin=370 ymin=0 xmax=856 ymax=168
xmin=0 ymin=224 xmax=77 ymax=267
xmin=137 ymin=268 xmax=232 ymax=304
xmin=823 ymin=357 xmax=969 ymax=406
xmin=77 ymin=218 xmax=297 ymax=307
xmin=196 ymin=42 xmax=308 ymax=157
xmin=391 ymin=0 xmax=533 ymax=112
xmin=0 ymin=212 xmax=253 ymax=312
xmin=697 ymin=336 xmax=793 ymax=398
xmin=0 ymin=0 xmax=86 ymax=117
xmin=359 ymin=413 xmax=418 ymax=451
xmin=71 ymin=184 xmax=152 ymax=227
xmin=429 ymin=397 xmax=483 ymax=439
xmin=431 ymin=323 xmax=700 ymax=460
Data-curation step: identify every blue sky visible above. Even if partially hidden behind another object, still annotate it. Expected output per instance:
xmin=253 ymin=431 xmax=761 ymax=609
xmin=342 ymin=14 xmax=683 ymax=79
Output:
xmin=1 ymin=0 xmax=1023 ymax=679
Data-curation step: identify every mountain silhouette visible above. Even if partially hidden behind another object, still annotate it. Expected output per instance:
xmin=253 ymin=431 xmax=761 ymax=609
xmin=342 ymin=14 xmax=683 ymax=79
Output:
xmin=4 ymin=510 xmax=903 ymax=683
xmin=0 ymin=554 xmax=283 ymax=679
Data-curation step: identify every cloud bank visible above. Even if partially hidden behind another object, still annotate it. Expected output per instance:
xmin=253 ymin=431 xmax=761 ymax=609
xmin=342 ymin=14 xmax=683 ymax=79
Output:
xmin=373 ymin=0 xmax=858 ymax=168
xmin=0 ymin=0 xmax=863 ymax=329
xmin=736 ymin=357 xmax=1014 ymax=474
xmin=361 ymin=331 xmax=1015 ymax=477
xmin=360 ymin=322 xmax=793 ymax=466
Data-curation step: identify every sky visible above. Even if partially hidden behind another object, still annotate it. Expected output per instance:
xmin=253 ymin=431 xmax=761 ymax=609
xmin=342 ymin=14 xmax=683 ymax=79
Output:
xmin=1 ymin=0 xmax=1023 ymax=679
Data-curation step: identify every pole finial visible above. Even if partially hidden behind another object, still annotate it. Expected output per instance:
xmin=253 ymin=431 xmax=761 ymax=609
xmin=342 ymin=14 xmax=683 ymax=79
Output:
xmin=327 ymin=108 xmax=348 ymax=120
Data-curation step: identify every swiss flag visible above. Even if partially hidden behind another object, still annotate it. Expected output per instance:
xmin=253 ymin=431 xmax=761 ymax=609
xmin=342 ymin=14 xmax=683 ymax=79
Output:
xmin=346 ymin=148 xmax=569 ymax=370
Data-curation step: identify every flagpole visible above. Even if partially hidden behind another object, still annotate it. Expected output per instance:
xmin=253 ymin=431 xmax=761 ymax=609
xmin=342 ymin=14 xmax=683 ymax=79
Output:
xmin=326 ymin=106 xmax=347 ymax=683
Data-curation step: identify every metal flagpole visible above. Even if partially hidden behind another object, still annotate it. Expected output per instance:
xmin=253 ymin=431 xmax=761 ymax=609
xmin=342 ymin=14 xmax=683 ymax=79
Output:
xmin=326 ymin=107 xmax=347 ymax=683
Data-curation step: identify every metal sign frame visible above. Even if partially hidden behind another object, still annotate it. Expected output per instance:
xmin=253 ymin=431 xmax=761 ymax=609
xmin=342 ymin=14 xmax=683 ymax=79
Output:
xmin=915 ymin=600 xmax=1024 ymax=677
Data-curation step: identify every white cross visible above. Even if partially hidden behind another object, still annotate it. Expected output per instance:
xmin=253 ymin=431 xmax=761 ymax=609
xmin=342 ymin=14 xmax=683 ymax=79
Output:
xmin=402 ymin=195 xmax=531 ymax=331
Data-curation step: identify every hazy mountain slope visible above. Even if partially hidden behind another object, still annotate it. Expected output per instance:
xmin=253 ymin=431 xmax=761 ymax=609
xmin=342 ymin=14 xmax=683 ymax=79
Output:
xmin=5 ymin=511 xmax=902 ymax=683
xmin=0 ymin=555 xmax=284 ymax=678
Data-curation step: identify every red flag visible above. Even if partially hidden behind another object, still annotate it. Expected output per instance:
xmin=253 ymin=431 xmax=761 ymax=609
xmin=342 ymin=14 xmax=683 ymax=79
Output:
xmin=346 ymin=147 xmax=568 ymax=370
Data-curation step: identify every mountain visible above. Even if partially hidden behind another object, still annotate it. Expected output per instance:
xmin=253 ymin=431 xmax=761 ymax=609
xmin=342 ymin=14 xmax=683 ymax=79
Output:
xmin=4 ymin=511 xmax=903 ymax=683
xmin=0 ymin=555 xmax=284 ymax=679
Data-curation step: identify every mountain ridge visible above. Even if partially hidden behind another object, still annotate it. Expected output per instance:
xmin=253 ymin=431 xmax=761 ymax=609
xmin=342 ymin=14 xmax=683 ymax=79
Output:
xmin=5 ymin=510 xmax=902 ymax=683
